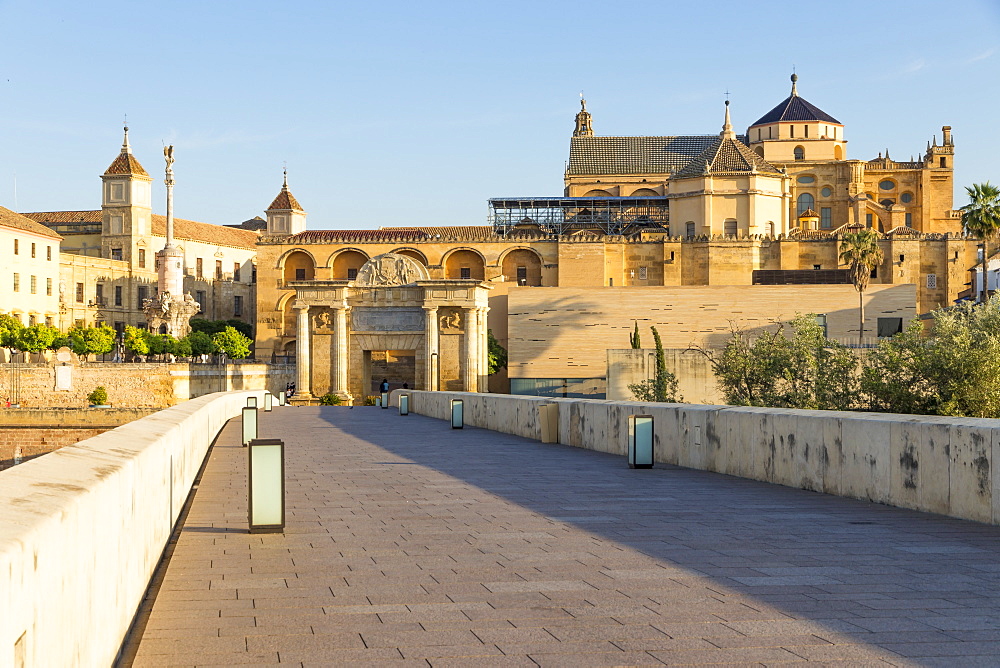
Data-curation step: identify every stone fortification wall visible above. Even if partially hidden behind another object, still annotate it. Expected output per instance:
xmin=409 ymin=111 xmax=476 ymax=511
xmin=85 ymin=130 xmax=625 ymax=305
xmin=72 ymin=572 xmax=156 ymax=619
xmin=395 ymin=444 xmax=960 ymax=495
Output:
xmin=0 ymin=390 xmax=265 ymax=668
xmin=393 ymin=390 xmax=1000 ymax=526
xmin=0 ymin=408 xmax=158 ymax=470
xmin=0 ymin=362 xmax=294 ymax=408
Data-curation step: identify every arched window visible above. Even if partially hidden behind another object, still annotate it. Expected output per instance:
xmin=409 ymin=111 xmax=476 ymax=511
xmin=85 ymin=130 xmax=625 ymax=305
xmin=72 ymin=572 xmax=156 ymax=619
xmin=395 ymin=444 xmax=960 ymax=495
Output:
xmin=834 ymin=145 xmax=843 ymax=160
xmin=766 ymin=221 xmax=775 ymax=237
xmin=444 ymin=250 xmax=486 ymax=280
xmin=501 ymin=249 xmax=543 ymax=286
xmin=793 ymin=146 xmax=805 ymax=161
xmin=282 ymin=250 xmax=315 ymax=283
xmin=582 ymin=189 xmax=612 ymax=197
xmin=630 ymin=188 xmax=659 ymax=197
xmin=796 ymin=193 xmax=815 ymax=215
xmin=332 ymin=250 xmax=368 ymax=280
xmin=754 ymin=146 xmax=764 ymax=158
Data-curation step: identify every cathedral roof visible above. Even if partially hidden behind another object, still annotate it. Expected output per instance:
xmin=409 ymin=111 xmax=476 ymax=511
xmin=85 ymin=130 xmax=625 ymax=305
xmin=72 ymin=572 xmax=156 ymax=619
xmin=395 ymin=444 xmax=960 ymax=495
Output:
xmin=0 ymin=206 xmax=63 ymax=239
xmin=567 ymin=135 xmax=747 ymax=176
xmin=23 ymin=210 xmax=257 ymax=249
xmin=750 ymin=74 xmax=840 ymax=126
xmin=672 ymin=135 xmax=783 ymax=178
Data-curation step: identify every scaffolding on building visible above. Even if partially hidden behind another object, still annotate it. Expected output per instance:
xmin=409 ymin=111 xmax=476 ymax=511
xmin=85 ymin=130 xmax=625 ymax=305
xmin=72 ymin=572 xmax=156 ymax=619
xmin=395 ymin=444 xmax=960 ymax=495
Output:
xmin=489 ymin=197 xmax=670 ymax=236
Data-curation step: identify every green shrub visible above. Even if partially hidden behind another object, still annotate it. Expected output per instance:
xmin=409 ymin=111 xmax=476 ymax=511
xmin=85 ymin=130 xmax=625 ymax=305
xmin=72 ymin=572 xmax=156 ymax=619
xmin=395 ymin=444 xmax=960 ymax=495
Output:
xmin=211 ymin=326 xmax=252 ymax=359
xmin=87 ymin=386 xmax=108 ymax=406
xmin=319 ymin=393 xmax=343 ymax=406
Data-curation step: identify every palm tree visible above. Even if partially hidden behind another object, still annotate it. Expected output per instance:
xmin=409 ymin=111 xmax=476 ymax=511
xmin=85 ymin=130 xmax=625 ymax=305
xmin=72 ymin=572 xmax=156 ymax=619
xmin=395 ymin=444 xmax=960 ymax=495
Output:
xmin=839 ymin=228 xmax=885 ymax=344
xmin=960 ymin=182 xmax=1000 ymax=304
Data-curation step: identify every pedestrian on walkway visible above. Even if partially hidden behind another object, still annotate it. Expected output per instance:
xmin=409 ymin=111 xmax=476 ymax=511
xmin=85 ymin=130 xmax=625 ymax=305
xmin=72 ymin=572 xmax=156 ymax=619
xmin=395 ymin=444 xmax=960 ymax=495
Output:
xmin=379 ymin=378 xmax=389 ymax=393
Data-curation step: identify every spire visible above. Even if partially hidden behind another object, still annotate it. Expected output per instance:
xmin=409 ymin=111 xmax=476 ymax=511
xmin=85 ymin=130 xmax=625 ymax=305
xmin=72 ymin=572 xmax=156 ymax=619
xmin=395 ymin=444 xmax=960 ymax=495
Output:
xmin=122 ymin=125 xmax=132 ymax=155
xmin=721 ymin=99 xmax=735 ymax=139
xmin=573 ymin=95 xmax=593 ymax=138
xmin=267 ymin=168 xmax=303 ymax=212
xmin=790 ymin=73 xmax=798 ymax=96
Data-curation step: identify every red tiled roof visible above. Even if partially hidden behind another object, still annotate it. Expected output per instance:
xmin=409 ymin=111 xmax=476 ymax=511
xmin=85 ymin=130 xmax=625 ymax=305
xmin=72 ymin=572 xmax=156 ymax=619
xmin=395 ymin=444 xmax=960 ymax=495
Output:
xmin=104 ymin=152 xmax=149 ymax=177
xmin=267 ymin=188 xmax=303 ymax=211
xmin=0 ymin=206 xmax=63 ymax=239
xmin=22 ymin=210 xmax=257 ymax=249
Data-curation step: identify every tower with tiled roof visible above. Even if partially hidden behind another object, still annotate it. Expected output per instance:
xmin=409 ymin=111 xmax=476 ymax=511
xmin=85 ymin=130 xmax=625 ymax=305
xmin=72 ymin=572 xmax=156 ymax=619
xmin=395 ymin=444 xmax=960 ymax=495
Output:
xmin=265 ymin=170 xmax=307 ymax=236
xmin=747 ymin=74 xmax=847 ymax=164
xmin=101 ymin=126 xmax=153 ymax=264
xmin=668 ymin=101 xmax=791 ymax=238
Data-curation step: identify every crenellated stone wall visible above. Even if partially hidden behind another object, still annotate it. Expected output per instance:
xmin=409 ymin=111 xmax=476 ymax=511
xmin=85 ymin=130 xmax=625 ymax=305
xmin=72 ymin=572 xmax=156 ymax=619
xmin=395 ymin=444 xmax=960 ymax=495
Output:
xmin=393 ymin=390 xmax=1000 ymax=526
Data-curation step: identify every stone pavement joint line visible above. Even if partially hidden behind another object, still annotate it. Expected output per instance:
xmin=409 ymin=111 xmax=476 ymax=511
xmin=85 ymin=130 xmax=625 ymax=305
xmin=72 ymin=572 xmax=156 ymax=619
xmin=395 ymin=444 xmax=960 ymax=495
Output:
xmin=128 ymin=406 xmax=1000 ymax=667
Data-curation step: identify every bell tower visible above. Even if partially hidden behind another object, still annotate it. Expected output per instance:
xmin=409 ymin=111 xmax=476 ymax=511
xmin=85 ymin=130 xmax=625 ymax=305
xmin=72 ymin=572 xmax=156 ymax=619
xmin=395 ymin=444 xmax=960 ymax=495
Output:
xmin=101 ymin=125 xmax=152 ymax=263
xmin=265 ymin=170 xmax=307 ymax=236
xmin=573 ymin=97 xmax=594 ymax=138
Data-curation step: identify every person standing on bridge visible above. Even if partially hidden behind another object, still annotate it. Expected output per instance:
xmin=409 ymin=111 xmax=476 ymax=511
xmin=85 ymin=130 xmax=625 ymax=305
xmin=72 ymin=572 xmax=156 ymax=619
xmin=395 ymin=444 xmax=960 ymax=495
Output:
xmin=380 ymin=378 xmax=389 ymax=394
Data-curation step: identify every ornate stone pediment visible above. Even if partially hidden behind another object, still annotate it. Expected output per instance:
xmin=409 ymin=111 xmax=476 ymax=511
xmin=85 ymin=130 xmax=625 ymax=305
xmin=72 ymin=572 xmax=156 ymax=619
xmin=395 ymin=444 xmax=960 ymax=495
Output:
xmin=354 ymin=253 xmax=428 ymax=287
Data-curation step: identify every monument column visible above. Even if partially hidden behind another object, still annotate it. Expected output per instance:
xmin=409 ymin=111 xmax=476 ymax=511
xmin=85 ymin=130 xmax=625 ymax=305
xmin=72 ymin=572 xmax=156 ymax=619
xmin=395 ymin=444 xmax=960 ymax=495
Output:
xmin=293 ymin=302 xmax=313 ymax=400
xmin=462 ymin=306 xmax=478 ymax=392
xmin=423 ymin=305 xmax=439 ymax=391
xmin=333 ymin=304 xmax=351 ymax=401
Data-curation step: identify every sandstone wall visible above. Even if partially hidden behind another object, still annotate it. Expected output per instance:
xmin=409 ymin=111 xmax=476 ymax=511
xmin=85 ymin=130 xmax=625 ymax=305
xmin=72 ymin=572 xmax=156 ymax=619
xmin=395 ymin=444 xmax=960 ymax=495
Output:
xmin=606 ymin=349 xmax=722 ymax=404
xmin=507 ymin=284 xmax=915 ymax=380
xmin=393 ymin=390 xmax=1000 ymax=526
xmin=0 ymin=408 xmax=158 ymax=470
xmin=0 ymin=363 xmax=294 ymax=408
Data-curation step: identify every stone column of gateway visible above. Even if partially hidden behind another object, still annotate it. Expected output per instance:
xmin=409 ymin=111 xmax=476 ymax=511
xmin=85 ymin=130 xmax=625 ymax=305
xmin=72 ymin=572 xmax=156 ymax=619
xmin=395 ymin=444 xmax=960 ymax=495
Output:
xmin=423 ymin=305 xmax=439 ymax=391
xmin=333 ymin=302 xmax=351 ymax=401
xmin=478 ymin=307 xmax=490 ymax=391
xmin=293 ymin=302 xmax=312 ymax=400
xmin=463 ymin=306 xmax=479 ymax=392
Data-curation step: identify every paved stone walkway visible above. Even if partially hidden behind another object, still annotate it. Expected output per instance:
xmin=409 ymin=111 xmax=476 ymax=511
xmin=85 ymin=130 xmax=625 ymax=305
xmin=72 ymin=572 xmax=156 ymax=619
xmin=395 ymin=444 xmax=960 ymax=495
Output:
xmin=129 ymin=406 xmax=1000 ymax=667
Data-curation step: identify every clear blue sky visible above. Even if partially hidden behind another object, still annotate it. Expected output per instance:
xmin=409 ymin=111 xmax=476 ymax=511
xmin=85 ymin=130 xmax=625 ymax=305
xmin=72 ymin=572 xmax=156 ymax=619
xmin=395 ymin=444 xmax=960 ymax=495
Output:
xmin=1 ymin=0 xmax=997 ymax=230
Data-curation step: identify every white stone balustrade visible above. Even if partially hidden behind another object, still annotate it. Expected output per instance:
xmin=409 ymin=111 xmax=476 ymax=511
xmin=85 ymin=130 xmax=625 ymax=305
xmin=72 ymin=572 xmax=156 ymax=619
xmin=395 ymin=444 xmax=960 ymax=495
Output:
xmin=0 ymin=390 xmax=266 ymax=668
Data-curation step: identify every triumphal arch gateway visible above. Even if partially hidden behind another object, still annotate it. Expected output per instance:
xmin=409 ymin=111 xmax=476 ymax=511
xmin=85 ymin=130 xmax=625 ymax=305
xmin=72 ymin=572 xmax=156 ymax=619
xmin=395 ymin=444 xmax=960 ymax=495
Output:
xmin=288 ymin=253 xmax=491 ymax=404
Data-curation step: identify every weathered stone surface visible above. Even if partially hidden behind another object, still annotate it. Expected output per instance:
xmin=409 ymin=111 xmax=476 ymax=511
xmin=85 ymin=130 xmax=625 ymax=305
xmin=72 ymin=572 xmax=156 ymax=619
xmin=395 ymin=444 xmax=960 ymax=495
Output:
xmin=394 ymin=390 xmax=1000 ymax=526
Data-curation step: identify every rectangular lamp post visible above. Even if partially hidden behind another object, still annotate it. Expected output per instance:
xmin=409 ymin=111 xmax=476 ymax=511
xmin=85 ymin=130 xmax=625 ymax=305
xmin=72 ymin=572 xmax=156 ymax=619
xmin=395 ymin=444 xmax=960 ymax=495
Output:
xmin=399 ymin=393 xmax=409 ymax=416
xmin=247 ymin=396 xmax=258 ymax=409
xmin=381 ymin=391 xmax=389 ymax=409
xmin=248 ymin=438 xmax=285 ymax=533
xmin=628 ymin=414 xmax=654 ymax=469
xmin=242 ymin=406 xmax=257 ymax=447
xmin=264 ymin=392 xmax=273 ymax=412
xmin=451 ymin=399 xmax=463 ymax=429
xmin=278 ymin=391 xmax=286 ymax=406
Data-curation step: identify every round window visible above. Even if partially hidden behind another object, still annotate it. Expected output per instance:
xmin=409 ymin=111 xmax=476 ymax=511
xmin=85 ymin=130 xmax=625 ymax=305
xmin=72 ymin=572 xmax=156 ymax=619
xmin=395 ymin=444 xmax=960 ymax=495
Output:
xmin=821 ymin=187 xmax=832 ymax=197
xmin=797 ymin=175 xmax=816 ymax=184
xmin=901 ymin=192 xmax=913 ymax=204
xmin=879 ymin=180 xmax=896 ymax=191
